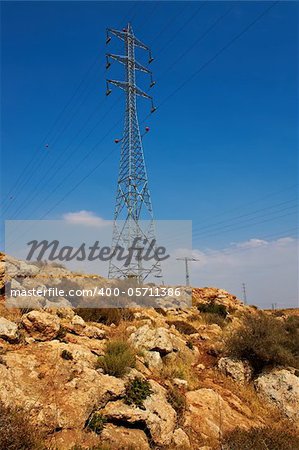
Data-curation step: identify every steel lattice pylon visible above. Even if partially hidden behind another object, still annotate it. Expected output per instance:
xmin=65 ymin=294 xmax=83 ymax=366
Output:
xmin=106 ymin=23 xmax=163 ymax=283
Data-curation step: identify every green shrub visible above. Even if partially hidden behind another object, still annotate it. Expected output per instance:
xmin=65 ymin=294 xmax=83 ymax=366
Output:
xmin=198 ymin=301 xmax=228 ymax=317
xmin=0 ymin=401 xmax=43 ymax=449
xmin=225 ymin=313 xmax=299 ymax=373
xmin=124 ymin=377 xmax=153 ymax=409
xmin=222 ymin=426 xmax=299 ymax=450
xmin=76 ymin=308 xmax=134 ymax=325
xmin=97 ymin=339 xmax=136 ymax=377
xmin=186 ymin=340 xmax=194 ymax=350
xmin=86 ymin=413 xmax=107 ymax=434
xmin=61 ymin=349 xmax=73 ymax=360
xmin=167 ymin=320 xmax=198 ymax=335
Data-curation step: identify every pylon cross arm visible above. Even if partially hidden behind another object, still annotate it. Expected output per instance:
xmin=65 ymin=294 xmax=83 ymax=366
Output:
xmin=107 ymin=79 xmax=152 ymax=100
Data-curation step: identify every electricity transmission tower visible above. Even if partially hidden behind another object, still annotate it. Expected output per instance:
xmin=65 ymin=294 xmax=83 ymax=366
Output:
xmin=105 ymin=23 xmax=162 ymax=283
xmin=242 ymin=282 xmax=247 ymax=305
xmin=176 ymin=257 xmax=199 ymax=286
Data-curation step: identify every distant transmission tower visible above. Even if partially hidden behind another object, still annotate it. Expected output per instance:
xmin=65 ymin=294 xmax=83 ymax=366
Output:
xmin=242 ymin=282 xmax=247 ymax=305
xmin=176 ymin=257 xmax=200 ymax=286
xmin=105 ymin=23 xmax=162 ymax=282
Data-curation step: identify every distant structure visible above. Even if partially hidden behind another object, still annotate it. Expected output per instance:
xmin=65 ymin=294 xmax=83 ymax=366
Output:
xmin=105 ymin=23 xmax=162 ymax=282
xmin=176 ymin=257 xmax=200 ymax=286
xmin=242 ymin=282 xmax=247 ymax=305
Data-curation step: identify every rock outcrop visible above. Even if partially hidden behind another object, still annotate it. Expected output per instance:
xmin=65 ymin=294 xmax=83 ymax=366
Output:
xmin=255 ymin=368 xmax=299 ymax=422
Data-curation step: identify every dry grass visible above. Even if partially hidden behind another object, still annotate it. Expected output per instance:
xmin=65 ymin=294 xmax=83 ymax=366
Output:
xmin=160 ymin=353 xmax=199 ymax=390
xmin=224 ymin=312 xmax=299 ymax=373
xmin=0 ymin=401 xmax=44 ymax=450
xmin=96 ymin=339 xmax=136 ymax=377
xmin=222 ymin=425 xmax=299 ymax=450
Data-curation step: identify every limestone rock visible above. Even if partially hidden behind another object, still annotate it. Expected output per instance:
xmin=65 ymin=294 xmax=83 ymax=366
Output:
xmin=144 ymin=350 xmax=163 ymax=370
xmin=129 ymin=324 xmax=175 ymax=355
xmin=83 ymin=325 xmax=106 ymax=339
xmin=21 ymin=310 xmax=60 ymax=341
xmin=218 ymin=357 xmax=253 ymax=383
xmin=185 ymin=388 xmax=258 ymax=441
xmin=172 ymin=428 xmax=190 ymax=449
xmin=101 ymin=424 xmax=150 ymax=450
xmin=173 ymin=378 xmax=188 ymax=389
xmin=0 ymin=342 xmax=125 ymax=432
xmin=100 ymin=380 xmax=176 ymax=446
xmin=0 ymin=317 xmax=19 ymax=343
xmin=255 ymin=368 xmax=299 ymax=422
xmin=70 ymin=314 xmax=86 ymax=333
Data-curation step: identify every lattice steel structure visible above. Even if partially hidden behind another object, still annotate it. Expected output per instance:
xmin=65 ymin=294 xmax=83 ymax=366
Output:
xmin=106 ymin=23 xmax=163 ymax=282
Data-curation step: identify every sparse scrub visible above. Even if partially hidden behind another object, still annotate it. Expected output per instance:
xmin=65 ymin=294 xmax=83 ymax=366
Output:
xmin=222 ymin=426 xmax=299 ymax=450
xmin=0 ymin=401 xmax=43 ymax=449
xmin=97 ymin=339 xmax=136 ymax=377
xmin=161 ymin=353 xmax=198 ymax=389
xmin=167 ymin=387 xmax=186 ymax=424
xmin=198 ymin=301 xmax=228 ymax=317
xmin=225 ymin=313 xmax=299 ymax=373
xmin=61 ymin=349 xmax=73 ymax=360
xmin=186 ymin=340 xmax=194 ymax=350
xmin=76 ymin=308 xmax=134 ymax=325
xmin=166 ymin=320 xmax=198 ymax=335
xmin=86 ymin=413 xmax=107 ymax=434
xmin=201 ymin=312 xmax=226 ymax=327
xmin=124 ymin=376 xmax=153 ymax=408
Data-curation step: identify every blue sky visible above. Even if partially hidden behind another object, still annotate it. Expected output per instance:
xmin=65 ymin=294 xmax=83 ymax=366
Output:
xmin=1 ymin=1 xmax=298 ymax=306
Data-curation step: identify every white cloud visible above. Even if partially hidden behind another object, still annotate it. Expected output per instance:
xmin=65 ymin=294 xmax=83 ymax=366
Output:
xmin=62 ymin=210 xmax=111 ymax=228
xmin=187 ymin=237 xmax=298 ymax=309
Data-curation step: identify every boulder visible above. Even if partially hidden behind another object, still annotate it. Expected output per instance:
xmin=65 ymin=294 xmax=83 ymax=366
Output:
xmin=144 ymin=350 xmax=163 ymax=370
xmin=83 ymin=325 xmax=106 ymax=339
xmin=129 ymin=324 xmax=175 ymax=355
xmin=173 ymin=378 xmax=188 ymax=389
xmin=255 ymin=368 xmax=299 ymax=422
xmin=172 ymin=428 xmax=190 ymax=449
xmin=101 ymin=424 xmax=150 ymax=450
xmin=100 ymin=380 xmax=176 ymax=446
xmin=218 ymin=357 xmax=252 ymax=383
xmin=0 ymin=342 xmax=125 ymax=432
xmin=0 ymin=317 xmax=19 ymax=343
xmin=184 ymin=388 xmax=257 ymax=441
xmin=21 ymin=311 xmax=60 ymax=341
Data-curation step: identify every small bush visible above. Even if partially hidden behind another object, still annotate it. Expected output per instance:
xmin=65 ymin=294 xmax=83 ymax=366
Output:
xmin=86 ymin=413 xmax=107 ymax=434
xmin=186 ymin=340 xmax=194 ymax=350
xmin=76 ymin=308 xmax=134 ymax=325
xmin=167 ymin=320 xmax=198 ymax=335
xmin=225 ymin=313 xmax=299 ymax=373
xmin=201 ymin=312 xmax=226 ymax=327
xmin=154 ymin=307 xmax=167 ymax=316
xmin=97 ymin=339 xmax=136 ymax=377
xmin=167 ymin=387 xmax=186 ymax=423
xmin=222 ymin=426 xmax=299 ymax=450
xmin=61 ymin=349 xmax=73 ymax=360
xmin=56 ymin=326 xmax=67 ymax=342
xmin=124 ymin=377 xmax=153 ymax=409
xmin=198 ymin=301 xmax=228 ymax=317
xmin=0 ymin=401 xmax=43 ymax=449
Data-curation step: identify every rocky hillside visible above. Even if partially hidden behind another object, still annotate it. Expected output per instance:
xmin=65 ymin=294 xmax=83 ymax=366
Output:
xmin=0 ymin=253 xmax=298 ymax=450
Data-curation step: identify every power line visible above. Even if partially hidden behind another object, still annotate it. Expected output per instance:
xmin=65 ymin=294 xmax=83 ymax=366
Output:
xmin=1 ymin=1 xmax=141 ymax=214
xmin=7 ymin=5 xmax=212 ymax=220
xmin=157 ymin=1 xmax=280 ymax=111
xmin=5 ymin=1 xmax=280 ymax=224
